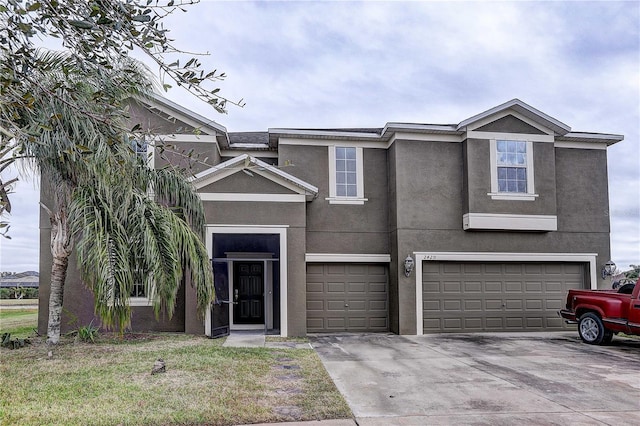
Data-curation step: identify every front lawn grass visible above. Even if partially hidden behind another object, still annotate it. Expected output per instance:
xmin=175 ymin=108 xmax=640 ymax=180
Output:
xmin=0 ymin=333 xmax=352 ymax=425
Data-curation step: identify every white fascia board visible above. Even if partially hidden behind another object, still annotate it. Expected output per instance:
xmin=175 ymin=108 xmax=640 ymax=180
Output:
xmin=389 ymin=132 xmax=463 ymax=144
xmin=463 ymin=213 xmax=557 ymax=231
xmin=305 ymin=253 xmax=391 ymax=263
xmin=200 ymin=193 xmax=306 ymax=203
xmin=383 ymin=123 xmax=458 ymax=133
xmin=557 ymin=132 xmax=624 ymax=146
xmin=468 ymin=130 xmax=554 ymax=143
xmin=554 ymin=141 xmax=608 ymax=150
xmin=154 ymin=134 xmax=220 ymax=143
xmin=229 ymin=143 xmax=271 ymax=149
xmin=278 ymin=137 xmax=387 ymax=149
xmin=220 ymin=149 xmax=278 ymax=158
xmin=457 ymin=99 xmax=571 ymax=135
xmin=563 ymin=132 xmax=624 ymax=141
xmin=269 ymin=128 xmax=381 ymax=139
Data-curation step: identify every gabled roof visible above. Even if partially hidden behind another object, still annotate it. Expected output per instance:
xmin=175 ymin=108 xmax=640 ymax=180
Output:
xmin=456 ymin=98 xmax=571 ymax=135
xmin=190 ymin=154 xmax=318 ymax=200
xmin=137 ymin=95 xmax=622 ymax=148
xmin=145 ymin=92 xmax=228 ymax=135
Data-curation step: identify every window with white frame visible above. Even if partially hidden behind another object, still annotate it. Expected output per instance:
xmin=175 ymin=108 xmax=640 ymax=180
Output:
xmin=327 ymin=146 xmax=367 ymax=204
xmin=497 ymin=140 xmax=527 ymax=193
xmin=489 ymin=139 xmax=537 ymax=201
xmin=131 ymin=138 xmax=147 ymax=158
xmin=129 ymin=255 xmax=152 ymax=306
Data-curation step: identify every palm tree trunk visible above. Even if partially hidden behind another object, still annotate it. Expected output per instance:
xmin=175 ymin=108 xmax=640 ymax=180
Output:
xmin=47 ymin=206 xmax=72 ymax=344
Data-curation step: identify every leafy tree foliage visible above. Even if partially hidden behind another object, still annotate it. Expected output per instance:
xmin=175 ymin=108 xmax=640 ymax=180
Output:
xmin=9 ymin=50 xmax=213 ymax=343
xmin=1 ymin=0 xmax=241 ymax=222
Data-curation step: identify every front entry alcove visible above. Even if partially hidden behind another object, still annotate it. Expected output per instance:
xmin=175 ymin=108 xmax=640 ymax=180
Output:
xmin=209 ymin=233 xmax=281 ymax=337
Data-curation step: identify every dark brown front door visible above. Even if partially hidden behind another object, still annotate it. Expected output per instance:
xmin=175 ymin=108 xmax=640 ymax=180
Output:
xmin=234 ymin=262 xmax=264 ymax=324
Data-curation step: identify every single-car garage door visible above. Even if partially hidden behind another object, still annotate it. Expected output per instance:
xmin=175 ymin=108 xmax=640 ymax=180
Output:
xmin=307 ymin=263 xmax=389 ymax=333
xmin=423 ymin=262 xmax=585 ymax=333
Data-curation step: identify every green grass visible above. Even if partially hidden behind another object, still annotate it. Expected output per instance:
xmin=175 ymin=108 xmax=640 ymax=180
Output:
xmin=0 ymin=308 xmax=38 ymax=339
xmin=0 ymin=333 xmax=352 ymax=425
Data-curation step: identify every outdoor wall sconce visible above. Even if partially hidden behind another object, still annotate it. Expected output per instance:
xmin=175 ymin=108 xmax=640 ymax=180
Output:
xmin=404 ymin=255 xmax=415 ymax=277
xmin=601 ymin=260 xmax=616 ymax=279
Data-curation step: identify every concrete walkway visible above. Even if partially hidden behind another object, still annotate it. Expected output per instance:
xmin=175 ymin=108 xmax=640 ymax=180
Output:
xmin=222 ymin=330 xmax=313 ymax=350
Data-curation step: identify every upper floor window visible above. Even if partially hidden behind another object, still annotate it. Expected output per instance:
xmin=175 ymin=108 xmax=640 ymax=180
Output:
xmin=336 ymin=147 xmax=357 ymax=197
xmin=496 ymin=140 xmax=527 ymax=193
xmin=489 ymin=139 xmax=537 ymax=201
xmin=327 ymin=146 xmax=367 ymax=205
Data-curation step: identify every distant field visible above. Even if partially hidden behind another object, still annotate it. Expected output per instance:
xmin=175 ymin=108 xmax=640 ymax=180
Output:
xmin=0 ymin=308 xmax=38 ymax=338
xmin=0 ymin=298 xmax=38 ymax=305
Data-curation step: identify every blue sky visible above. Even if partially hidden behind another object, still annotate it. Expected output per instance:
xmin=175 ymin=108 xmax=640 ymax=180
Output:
xmin=1 ymin=0 xmax=639 ymax=272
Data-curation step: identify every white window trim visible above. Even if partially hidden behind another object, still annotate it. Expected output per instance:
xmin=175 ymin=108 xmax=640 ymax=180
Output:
xmin=305 ymin=253 xmax=391 ymax=263
xmin=488 ymin=138 xmax=537 ymax=201
xmin=129 ymin=276 xmax=155 ymax=307
xmin=327 ymin=146 xmax=367 ymax=205
xmin=130 ymin=297 xmax=153 ymax=307
xmin=413 ymin=251 xmax=599 ymax=335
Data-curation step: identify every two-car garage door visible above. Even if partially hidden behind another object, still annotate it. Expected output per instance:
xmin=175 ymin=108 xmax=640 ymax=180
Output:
xmin=306 ymin=263 xmax=389 ymax=333
xmin=422 ymin=261 xmax=585 ymax=333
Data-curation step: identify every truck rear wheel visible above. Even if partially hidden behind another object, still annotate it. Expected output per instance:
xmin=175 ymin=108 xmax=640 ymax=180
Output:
xmin=578 ymin=312 xmax=607 ymax=345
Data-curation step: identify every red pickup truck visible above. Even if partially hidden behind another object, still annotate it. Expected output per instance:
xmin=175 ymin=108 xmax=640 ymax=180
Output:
xmin=559 ymin=279 xmax=640 ymax=345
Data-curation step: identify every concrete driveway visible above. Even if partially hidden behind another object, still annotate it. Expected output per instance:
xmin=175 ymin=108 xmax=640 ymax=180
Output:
xmin=311 ymin=332 xmax=640 ymax=425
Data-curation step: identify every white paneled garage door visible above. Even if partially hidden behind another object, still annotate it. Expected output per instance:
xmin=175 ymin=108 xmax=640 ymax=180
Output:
xmin=306 ymin=263 xmax=389 ymax=333
xmin=423 ymin=262 xmax=585 ymax=333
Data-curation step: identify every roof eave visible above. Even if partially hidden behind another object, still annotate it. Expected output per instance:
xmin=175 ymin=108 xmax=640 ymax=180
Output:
xmin=456 ymin=99 xmax=572 ymax=136
xmin=556 ymin=132 xmax=624 ymax=146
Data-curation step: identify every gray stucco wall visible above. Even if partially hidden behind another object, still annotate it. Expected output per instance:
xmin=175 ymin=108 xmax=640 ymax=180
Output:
xmin=387 ymin=136 xmax=612 ymax=333
xmin=286 ymin=227 xmax=307 ymax=337
xmin=154 ymin=141 xmax=220 ymax=176
xmin=475 ymin=115 xmax=547 ymax=134
xmin=392 ymin=140 xmax=464 ymax=231
xmin=387 ymin=144 xmax=399 ymax=334
xmin=128 ymin=100 xmax=201 ymax=135
xmin=555 ymin=148 xmax=610 ymax=233
xmin=278 ymin=144 xmax=389 ymax=254
xmin=202 ymin=201 xmax=306 ymax=227
xmin=464 ymin=138 xmax=558 ymax=216
xmin=200 ymin=171 xmax=296 ymax=194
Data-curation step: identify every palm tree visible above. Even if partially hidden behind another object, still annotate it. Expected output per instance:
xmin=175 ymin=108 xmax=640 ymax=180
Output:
xmin=2 ymin=50 xmax=213 ymax=343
